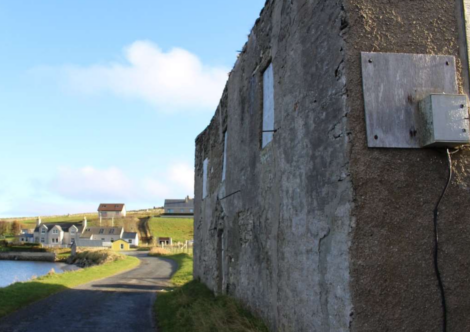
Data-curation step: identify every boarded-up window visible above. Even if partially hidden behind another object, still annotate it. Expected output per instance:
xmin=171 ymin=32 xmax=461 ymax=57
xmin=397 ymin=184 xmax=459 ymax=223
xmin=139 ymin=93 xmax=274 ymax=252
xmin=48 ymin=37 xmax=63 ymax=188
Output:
xmin=222 ymin=132 xmax=228 ymax=181
xmin=203 ymin=158 xmax=209 ymax=199
xmin=262 ymin=63 xmax=275 ymax=148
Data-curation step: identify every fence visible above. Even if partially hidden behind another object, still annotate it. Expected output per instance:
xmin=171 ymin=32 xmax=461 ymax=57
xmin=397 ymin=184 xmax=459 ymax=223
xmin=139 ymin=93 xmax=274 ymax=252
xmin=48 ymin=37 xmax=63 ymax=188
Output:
xmin=159 ymin=241 xmax=193 ymax=255
xmin=139 ymin=241 xmax=193 ymax=255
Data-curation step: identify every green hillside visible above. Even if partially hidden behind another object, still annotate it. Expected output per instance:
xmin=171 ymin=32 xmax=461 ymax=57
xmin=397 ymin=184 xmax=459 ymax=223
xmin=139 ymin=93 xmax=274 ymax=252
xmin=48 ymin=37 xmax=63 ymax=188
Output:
xmin=148 ymin=217 xmax=194 ymax=243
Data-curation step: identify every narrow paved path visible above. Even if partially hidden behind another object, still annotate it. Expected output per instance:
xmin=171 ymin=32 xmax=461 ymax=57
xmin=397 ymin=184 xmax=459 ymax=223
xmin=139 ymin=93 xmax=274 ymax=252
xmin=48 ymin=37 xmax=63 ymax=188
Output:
xmin=0 ymin=251 xmax=177 ymax=332
xmin=138 ymin=217 xmax=152 ymax=244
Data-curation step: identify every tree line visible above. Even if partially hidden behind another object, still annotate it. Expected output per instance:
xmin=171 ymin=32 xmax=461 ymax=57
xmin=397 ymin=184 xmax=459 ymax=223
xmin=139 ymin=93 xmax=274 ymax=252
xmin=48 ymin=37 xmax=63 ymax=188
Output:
xmin=0 ymin=220 xmax=23 ymax=236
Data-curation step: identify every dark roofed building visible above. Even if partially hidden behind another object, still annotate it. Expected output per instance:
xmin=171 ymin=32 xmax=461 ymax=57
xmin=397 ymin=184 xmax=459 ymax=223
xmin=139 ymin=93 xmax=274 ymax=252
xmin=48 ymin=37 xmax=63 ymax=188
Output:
xmin=164 ymin=196 xmax=194 ymax=216
xmin=33 ymin=217 xmax=85 ymax=246
xmin=18 ymin=233 xmax=34 ymax=243
xmin=123 ymin=232 xmax=139 ymax=247
xmin=80 ymin=226 xmax=124 ymax=242
xmin=33 ymin=222 xmax=84 ymax=234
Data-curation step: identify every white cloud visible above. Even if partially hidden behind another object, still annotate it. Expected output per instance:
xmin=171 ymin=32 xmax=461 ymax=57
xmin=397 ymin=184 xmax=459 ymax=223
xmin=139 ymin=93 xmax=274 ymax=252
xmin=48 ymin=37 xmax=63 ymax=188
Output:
xmin=48 ymin=163 xmax=194 ymax=203
xmin=57 ymin=41 xmax=228 ymax=111
xmin=142 ymin=178 xmax=172 ymax=198
xmin=49 ymin=166 xmax=134 ymax=201
xmin=169 ymin=163 xmax=195 ymax=194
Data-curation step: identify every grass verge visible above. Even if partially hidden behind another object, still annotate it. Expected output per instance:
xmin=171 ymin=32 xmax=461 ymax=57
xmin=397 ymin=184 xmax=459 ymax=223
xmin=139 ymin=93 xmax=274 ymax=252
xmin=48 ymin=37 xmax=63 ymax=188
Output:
xmin=154 ymin=253 xmax=268 ymax=332
xmin=0 ymin=255 xmax=139 ymax=319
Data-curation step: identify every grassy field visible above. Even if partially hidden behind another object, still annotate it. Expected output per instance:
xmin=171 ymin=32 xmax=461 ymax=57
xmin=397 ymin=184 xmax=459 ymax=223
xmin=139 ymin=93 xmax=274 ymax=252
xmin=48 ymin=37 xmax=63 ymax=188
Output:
xmin=18 ymin=214 xmax=98 ymax=226
xmin=154 ymin=253 xmax=268 ymax=332
xmin=4 ymin=209 xmax=163 ymax=227
xmin=148 ymin=217 xmax=194 ymax=243
xmin=0 ymin=255 xmax=139 ymax=319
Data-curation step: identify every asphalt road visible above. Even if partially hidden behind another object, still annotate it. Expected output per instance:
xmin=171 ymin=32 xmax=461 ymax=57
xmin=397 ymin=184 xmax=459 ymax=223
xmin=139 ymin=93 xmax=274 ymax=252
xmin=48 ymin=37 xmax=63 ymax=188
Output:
xmin=0 ymin=251 xmax=177 ymax=332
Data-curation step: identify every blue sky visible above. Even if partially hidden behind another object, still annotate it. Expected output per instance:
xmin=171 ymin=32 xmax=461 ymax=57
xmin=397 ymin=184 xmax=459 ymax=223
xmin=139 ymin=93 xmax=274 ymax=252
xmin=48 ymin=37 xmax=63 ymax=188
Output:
xmin=0 ymin=0 xmax=265 ymax=217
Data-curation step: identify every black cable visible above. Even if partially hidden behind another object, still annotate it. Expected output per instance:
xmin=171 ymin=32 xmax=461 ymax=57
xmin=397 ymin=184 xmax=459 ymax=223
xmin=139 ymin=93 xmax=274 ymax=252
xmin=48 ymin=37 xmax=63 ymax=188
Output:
xmin=433 ymin=149 xmax=452 ymax=332
xmin=218 ymin=190 xmax=241 ymax=201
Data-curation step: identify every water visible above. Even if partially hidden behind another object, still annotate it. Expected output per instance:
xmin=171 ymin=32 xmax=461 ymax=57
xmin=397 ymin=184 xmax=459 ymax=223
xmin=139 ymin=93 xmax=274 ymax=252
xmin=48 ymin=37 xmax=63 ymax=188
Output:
xmin=0 ymin=261 xmax=78 ymax=287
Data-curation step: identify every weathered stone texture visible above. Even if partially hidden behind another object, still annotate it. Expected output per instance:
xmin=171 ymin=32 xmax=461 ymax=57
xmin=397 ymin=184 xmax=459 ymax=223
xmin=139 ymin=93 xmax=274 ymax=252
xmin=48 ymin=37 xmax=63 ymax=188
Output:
xmin=195 ymin=0 xmax=470 ymax=331
xmin=195 ymin=1 xmax=352 ymax=331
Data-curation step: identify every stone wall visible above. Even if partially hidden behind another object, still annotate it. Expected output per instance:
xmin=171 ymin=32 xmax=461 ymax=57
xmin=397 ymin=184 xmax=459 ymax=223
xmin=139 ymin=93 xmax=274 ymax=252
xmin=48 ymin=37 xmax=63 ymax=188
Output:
xmin=0 ymin=252 xmax=56 ymax=262
xmin=195 ymin=1 xmax=353 ymax=331
xmin=194 ymin=0 xmax=470 ymax=331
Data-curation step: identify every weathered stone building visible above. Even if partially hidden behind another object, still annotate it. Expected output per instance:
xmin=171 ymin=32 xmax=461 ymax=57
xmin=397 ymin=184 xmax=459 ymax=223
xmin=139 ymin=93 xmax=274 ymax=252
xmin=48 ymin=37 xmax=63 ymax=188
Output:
xmin=194 ymin=0 xmax=470 ymax=331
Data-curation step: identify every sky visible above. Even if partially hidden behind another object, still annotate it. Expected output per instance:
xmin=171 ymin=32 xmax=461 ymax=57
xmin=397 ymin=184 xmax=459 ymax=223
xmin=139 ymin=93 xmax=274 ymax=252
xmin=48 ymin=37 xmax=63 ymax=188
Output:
xmin=0 ymin=0 xmax=265 ymax=217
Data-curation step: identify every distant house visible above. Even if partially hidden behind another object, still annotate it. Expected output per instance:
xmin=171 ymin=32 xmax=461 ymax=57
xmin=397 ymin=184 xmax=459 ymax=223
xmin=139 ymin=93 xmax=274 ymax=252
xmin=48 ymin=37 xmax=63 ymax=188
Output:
xmin=158 ymin=237 xmax=172 ymax=245
xmin=97 ymin=203 xmax=126 ymax=219
xmin=23 ymin=216 xmax=135 ymax=248
xmin=32 ymin=217 xmax=86 ymax=246
xmin=17 ymin=229 xmax=34 ymax=243
xmin=18 ymin=233 xmax=34 ymax=243
xmin=123 ymin=232 xmax=139 ymax=247
xmin=112 ymin=239 xmax=130 ymax=251
xmin=80 ymin=226 xmax=124 ymax=243
xmin=164 ymin=196 xmax=194 ymax=215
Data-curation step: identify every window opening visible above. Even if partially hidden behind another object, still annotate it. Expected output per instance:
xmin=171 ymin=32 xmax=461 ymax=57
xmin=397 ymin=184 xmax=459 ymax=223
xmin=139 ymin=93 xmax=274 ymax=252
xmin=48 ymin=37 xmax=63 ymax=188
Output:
xmin=262 ymin=63 xmax=275 ymax=148
xmin=222 ymin=131 xmax=228 ymax=181
xmin=202 ymin=158 xmax=209 ymax=199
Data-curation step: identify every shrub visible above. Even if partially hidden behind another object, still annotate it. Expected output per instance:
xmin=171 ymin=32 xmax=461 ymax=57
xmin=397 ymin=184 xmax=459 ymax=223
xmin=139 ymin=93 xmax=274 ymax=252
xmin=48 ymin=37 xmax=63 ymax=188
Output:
xmin=67 ymin=250 xmax=124 ymax=267
xmin=149 ymin=247 xmax=170 ymax=256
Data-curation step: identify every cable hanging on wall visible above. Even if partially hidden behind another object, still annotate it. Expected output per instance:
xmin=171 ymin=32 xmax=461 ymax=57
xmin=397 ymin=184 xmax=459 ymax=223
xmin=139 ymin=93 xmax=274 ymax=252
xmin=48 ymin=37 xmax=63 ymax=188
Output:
xmin=433 ymin=148 xmax=456 ymax=332
xmin=218 ymin=190 xmax=242 ymax=201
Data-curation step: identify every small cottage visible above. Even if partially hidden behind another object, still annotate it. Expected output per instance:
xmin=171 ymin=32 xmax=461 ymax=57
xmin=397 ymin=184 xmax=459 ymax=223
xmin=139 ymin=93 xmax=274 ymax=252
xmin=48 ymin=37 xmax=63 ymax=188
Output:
xmin=112 ymin=239 xmax=130 ymax=251
xmin=158 ymin=237 xmax=172 ymax=245
xmin=123 ymin=232 xmax=139 ymax=247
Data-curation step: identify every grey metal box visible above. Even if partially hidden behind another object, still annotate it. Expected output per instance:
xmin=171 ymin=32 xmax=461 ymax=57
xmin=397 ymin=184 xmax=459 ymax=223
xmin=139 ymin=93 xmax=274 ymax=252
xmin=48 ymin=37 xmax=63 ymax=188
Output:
xmin=361 ymin=52 xmax=458 ymax=148
xmin=418 ymin=94 xmax=470 ymax=147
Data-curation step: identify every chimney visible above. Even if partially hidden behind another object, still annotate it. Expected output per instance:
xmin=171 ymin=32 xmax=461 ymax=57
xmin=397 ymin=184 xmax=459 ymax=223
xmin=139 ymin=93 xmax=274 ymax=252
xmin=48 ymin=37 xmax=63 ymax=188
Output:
xmin=82 ymin=217 xmax=88 ymax=233
xmin=37 ymin=217 xmax=42 ymax=227
xmin=186 ymin=195 xmax=190 ymax=202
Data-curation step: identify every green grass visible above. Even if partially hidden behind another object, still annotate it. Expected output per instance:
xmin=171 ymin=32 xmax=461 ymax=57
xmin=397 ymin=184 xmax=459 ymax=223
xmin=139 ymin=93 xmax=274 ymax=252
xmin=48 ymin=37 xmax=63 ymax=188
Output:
xmin=155 ymin=281 xmax=268 ymax=332
xmin=10 ymin=210 xmax=161 ymax=227
xmin=154 ymin=254 xmax=268 ymax=332
xmin=163 ymin=253 xmax=194 ymax=287
xmin=0 ymin=255 xmax=139 ymax=319
xmin=19 ymin=214 xmax=98 ymax=226
xmin=56 ymin=251 xmax=71 ymax=261
xmin=5 ymin=235 xmax=15 ymax=242
xmin=148 ymin=217 xmax=194 ymax=243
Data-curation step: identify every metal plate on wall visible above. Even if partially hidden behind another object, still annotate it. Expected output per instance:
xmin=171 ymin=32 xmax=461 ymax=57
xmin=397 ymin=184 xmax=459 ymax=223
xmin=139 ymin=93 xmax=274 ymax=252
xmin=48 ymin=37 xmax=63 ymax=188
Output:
xmin=361 ymin=52 xmax=458 ymax=148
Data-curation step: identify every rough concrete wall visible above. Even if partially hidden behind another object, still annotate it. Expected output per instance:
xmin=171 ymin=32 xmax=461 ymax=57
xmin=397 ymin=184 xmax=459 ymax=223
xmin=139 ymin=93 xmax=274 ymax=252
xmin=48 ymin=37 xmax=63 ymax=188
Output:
xmin=342 ymin=0 xmax=470 ymax=331
xmin=194 ymin=1 xmax=354 ymax=331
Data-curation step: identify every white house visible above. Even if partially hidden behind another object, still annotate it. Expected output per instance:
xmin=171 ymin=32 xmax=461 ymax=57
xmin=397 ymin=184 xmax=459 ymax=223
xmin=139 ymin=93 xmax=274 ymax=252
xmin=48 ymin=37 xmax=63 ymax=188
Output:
xmin=123 ymin=232 xmax=139 ymax=247
xmin=97 ymin=203 xmax=126 ymax=219
xmin=23 ymin=216 xmax=137 ymax=248
xmin=80 ymin=226 xmax=125 ymax=243
xmin=33 ymin=217 xmax=85 ymax=246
